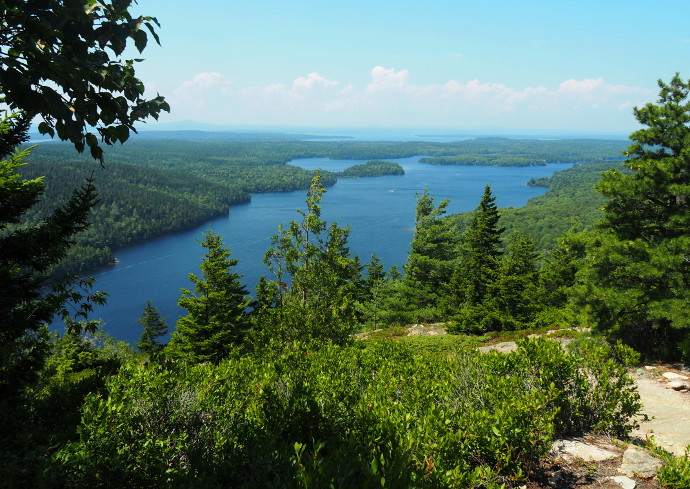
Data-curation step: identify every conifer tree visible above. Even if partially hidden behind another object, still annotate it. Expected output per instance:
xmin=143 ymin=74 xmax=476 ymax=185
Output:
xmin=489 ymin=232 xmax=540 ymax=329
xmin=168 ymin=231 xmax=250 ymax=363
xmin=0 ymin=113 xmax=105 ymax=428
xmin=361 ymin=254 xmax=386 ymax=302
xmin=583 ymin=74 xmax=690 ymax=359
xmin=355 ymin=254 xmax=397 ymax=329
xmin=460 ymin=186 xmax=503 ymax=301
xmin=446 ymin=185 xmax=504 ymax=331
xmin=136 ymin=300 xmax=168 ymax=360
xmin=537 ymin=232 xmax=589 ymax=328
xmin=402 ymin=189 xmax=458 ymax=320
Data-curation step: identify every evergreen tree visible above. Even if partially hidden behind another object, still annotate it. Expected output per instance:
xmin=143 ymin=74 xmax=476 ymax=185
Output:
xmin=257 ymin=174 xmax=360 ymax=346
xmin=361 ymin=253 xmax=386 ymax=302
xmin=536 ymin=232 xmax=589 ymax=328
xmin=446 ymin=185 xmax=504 ymax=332
xmin=253 ymin=275 xmax=279 ymax=313
xmin=168 ymin=231 xmax=250 ymax=363
xmin=402 ymin=189 xmax=458 ymax=320
xmin=355 ymin=254 xmax=398 ymax=329
xmin=136 ymin=300 xmax=168 ymax=360
xmin=489 ymin=232 xmax=540 ymax=330
xmin=0 ymin=114 xmax=105 ymax=429
xmin=583 ymin=74 xmax=690 ymax=359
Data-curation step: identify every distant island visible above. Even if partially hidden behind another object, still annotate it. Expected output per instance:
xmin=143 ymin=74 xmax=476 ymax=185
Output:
xmin=339 ymin=160 xmax=405 ymax=177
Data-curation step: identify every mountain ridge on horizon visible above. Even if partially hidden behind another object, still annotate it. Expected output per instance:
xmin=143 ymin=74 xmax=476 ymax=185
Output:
xmin=29 ymin=119 xmax=631 ymax=143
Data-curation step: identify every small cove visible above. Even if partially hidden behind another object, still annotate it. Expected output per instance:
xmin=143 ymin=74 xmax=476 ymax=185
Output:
xmin=71 ymin=156 xmax=572 ymax=345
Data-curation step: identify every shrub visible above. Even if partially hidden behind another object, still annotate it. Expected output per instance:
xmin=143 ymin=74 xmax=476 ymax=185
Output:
xmin=657 ymin=446 xmax=690 ymax=489
xmin=53 ymin=338 xmax=642 ymax=488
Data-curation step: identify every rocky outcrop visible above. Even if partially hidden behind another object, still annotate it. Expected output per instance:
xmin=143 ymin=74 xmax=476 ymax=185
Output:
xmin=618 ymin=446 xmax=663 ymax=478
xmin=547 ymin=437 xmax=664 ymax=488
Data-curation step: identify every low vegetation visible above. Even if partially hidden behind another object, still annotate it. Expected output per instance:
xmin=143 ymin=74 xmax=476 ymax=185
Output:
xmin=3 ymin=334 xmax=641 ymax=489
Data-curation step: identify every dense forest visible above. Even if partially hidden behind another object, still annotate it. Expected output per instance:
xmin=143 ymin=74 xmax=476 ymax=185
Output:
xmin=3 ymin=3 xmax=690 ymax=488
xmin=22 ymin=137 xmax=624 ymax=274
xmin=338 ymin=159 xmax=405 ymax=177
xmin=453 ymin=160 xmax=624 ymax=252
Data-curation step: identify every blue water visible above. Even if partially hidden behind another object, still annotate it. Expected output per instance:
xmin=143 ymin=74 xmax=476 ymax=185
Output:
xmin=74 ymin=156 xmax=572 ymax=345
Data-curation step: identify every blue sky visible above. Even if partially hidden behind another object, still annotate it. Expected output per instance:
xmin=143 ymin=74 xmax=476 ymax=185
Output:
xmin=131 ymin=1 xmax=690 ymax=134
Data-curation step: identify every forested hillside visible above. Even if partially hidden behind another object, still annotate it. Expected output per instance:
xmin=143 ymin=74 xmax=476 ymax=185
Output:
xmin=452 ymin=160 xmax=625 ymax=252
xmin=418 ymin=137 xmax=626 ymax=166
xmin=18 ymin=160 xmax=250 ymax=273
xmin=22 ymin=144 xmax=340 ymax=273
xmin=28 ymin=135 xmax=628 ymax=168
xmin=23 ymin=137 xmax=625 ymax=274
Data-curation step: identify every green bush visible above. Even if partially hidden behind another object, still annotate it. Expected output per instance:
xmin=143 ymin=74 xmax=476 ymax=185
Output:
xmin=657 ymin=446 xmax=690 ymax=489
xmin=53 ymin=338 xmax=642 ymax=488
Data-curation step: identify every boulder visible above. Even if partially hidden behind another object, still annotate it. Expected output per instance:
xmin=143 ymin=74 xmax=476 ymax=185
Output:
xmin=666 ymin=380 xmax=690 ymax=391
xmin=608 ymin=475 xmax=636 ymax=489
xmin=618 ymin=446 xmax=663 ymax=478
xmin=662 ymin=371 xmax=689 ymax=381
xmin=551 ymin=439 xmax=618 ymax=462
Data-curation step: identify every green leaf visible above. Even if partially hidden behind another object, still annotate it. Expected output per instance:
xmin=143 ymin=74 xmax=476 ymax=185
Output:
xmin=133 ymin=29 xmax=147 ymax=53
xmin=85 ymin=133 xmax=98 ymax=148
xmin=144 ymin=21 xmax=161 ymax=45
xmin=37 ymin=121 xmax=54 ymax=137
xmin=116 ymin=124 xmax=130 ymax=144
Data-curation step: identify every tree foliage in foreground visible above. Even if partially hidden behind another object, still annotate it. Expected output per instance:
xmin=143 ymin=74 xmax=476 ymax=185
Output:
xmin=0 ymin=0 xmax=169 ymax=160
xmin=0 ymin=115 xmax=106 ymax=435
xmin=582 ymin=74 xmax=690 ymax=360
xmin=1 ymin=0 xmax=164 ymax=427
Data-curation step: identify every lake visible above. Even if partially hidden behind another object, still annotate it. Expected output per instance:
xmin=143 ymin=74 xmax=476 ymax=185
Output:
xmin=74 ymin=156 xmax=572 ymax=346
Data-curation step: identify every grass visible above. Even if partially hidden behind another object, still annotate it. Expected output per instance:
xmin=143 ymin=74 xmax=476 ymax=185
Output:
xmin=357 ymin=323 xmax=588 ymax=356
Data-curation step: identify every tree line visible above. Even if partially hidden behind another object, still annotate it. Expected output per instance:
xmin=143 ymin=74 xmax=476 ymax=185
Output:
xmin=21 ymin=136 xmax=626 ymax=275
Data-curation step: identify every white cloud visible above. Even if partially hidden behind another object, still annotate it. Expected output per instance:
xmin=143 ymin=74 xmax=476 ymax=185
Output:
xmin=167 ymin=72 xmax=233 ymax=114
xmin=366 ymin=66 xmax=409 ymax=95
xmin=292 ymin=72 xmax=339 ymax=91
xmin=557 ymin=78 xmax=646 ymax=103
xmin=164 ymin=68 xmax=654 ymax=131
xmin=175 ymin=72 xmax=231 ymax=94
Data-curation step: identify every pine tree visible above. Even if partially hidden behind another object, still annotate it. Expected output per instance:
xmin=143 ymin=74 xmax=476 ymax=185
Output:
xmin=489 ymin=232 xmax=540 ymax=329
xmin=361 ymin=254 xmax=386 ymax=302
xmin=446 ymin=185 xmax=504 ymax=331
xmin=402 ymin=189 xmax=458 ymax=320
xmin=583 ymin=74 xmax=690 ymax=360
xmin=0 ymin=113 xmax=105 ymax=430
xmin=136 ymin=300 xmax=168 ymax=360
xmin=537 ymin=232 xmax=589 ymax=328
xmin=168 ymin=231 xmax=250 ymax=363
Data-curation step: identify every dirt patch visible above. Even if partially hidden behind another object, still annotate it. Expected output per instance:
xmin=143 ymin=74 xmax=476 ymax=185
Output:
xmin=631 ymin=365 xmax=690 ymax=457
